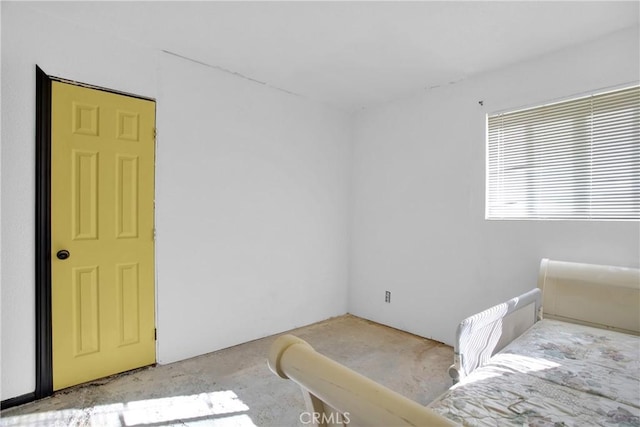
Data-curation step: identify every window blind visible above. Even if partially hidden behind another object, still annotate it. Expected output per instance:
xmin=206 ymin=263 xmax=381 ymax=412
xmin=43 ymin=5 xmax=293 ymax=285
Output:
xmin=486 ymin=85 xmax=639 ymax=220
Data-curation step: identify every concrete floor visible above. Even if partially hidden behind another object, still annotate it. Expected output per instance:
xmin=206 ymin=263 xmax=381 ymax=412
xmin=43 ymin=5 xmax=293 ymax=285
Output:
xmin=0 ymin=315 xmax=453 ymax=427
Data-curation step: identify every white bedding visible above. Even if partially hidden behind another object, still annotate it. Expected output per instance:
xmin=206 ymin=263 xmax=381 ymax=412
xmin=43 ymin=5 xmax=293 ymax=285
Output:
xmin=428 ymin=319 xmax=640 ymax=426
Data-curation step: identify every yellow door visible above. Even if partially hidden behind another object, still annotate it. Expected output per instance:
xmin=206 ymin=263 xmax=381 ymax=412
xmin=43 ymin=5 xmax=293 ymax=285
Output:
xmin=51 ymin=81 xmax=156 ymax=390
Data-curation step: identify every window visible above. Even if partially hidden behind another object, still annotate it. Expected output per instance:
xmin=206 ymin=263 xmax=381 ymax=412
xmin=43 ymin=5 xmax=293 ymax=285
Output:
xmin=486 ymin=86 xmax=639 ymax=220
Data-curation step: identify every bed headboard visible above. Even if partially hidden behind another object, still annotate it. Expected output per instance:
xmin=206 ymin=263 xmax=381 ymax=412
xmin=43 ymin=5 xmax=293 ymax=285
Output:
xmin=538 ymin=258 xmax=640 ymax=336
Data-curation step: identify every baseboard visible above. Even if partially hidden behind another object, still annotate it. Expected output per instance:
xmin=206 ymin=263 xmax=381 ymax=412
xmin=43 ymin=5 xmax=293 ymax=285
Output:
xmin=1 ymin=392 xmax=36 ymax=410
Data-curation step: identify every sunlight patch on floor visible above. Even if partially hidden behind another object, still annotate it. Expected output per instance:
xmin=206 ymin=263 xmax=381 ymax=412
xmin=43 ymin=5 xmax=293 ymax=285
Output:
xmin=0 ymin=390 xmax=256 ymax=427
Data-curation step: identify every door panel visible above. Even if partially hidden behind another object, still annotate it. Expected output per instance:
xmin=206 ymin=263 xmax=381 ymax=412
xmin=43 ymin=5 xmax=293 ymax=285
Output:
xmin=51 ymin=81 xmax=156 ymax=391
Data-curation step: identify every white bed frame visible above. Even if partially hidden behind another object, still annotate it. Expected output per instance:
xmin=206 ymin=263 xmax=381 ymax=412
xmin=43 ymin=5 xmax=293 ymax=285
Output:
xmin=268 ymin=335 xmax=456 ymax=426
xmin=268 ymin=258 xmax=640 ymax=426
xmin=449 ymin=258 xmax=640 ymax=382
xmin=538 ymin=258 xmax=640 ymax=335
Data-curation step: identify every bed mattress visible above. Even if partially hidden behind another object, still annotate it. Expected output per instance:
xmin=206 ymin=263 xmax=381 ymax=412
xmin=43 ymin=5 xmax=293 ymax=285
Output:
xmin=428 ymin=319 xmax=640 ymax=426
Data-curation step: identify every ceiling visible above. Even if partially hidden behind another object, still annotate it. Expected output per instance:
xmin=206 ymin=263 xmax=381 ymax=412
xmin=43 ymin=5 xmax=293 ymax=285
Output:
xmin=27 ymin=1 xmax=640 ymax=111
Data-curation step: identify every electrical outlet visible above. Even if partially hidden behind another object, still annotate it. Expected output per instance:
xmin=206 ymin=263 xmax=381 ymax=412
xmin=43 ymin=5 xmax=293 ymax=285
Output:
xmin=385 ymin=291 xmax=391 ymax=303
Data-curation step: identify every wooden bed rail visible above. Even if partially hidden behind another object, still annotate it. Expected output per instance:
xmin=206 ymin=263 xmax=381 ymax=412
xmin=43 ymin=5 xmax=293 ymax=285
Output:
xmin=268 ymin=335 xmax=456 ymax=427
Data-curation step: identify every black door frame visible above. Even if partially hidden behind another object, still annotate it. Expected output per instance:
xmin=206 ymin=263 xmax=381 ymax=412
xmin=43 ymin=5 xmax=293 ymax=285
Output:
xmin=35 ymin=65 xmax=54 ymax=401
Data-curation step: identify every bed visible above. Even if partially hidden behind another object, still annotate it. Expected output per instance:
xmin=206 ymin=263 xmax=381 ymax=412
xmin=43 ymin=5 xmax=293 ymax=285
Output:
xmin=268 ymin=259 xmax=640 ymax=426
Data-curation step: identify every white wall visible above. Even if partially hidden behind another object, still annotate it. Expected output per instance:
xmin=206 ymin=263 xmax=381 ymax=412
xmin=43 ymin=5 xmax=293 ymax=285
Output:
xmin=0 ymin=3 xmax=3 ymax=402
xmin=349 ymin=26 xmax=640 ymax=346
xmin=1 ymin=3 xmax=350 ymax=400
xmin=155 ymin=53 xmax=350 ymax=364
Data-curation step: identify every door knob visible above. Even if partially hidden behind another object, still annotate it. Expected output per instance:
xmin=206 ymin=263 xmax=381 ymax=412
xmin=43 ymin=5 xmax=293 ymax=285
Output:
xmin=56 ymin=250 xmax=70 ymax=260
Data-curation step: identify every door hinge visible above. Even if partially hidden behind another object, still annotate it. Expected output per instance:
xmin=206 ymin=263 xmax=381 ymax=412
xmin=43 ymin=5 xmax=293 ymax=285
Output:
xmin=153 ymin=127 xmax=157 ymax=141
xmin=154 ymin=328 xmax=157 ymax=341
